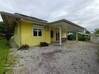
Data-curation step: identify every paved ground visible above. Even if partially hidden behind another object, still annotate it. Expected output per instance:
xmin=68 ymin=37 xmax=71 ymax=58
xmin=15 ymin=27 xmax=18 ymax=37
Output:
xmin=11 ymin=41 xmax=99 ymax=74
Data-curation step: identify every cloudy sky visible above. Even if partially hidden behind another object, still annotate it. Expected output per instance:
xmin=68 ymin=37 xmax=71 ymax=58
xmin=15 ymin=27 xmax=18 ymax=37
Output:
xmin=0 ymin=0 xmax=99 ymax=32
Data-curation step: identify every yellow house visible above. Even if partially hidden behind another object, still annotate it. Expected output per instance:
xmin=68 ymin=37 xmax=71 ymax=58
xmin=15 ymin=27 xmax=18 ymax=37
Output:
xmin=0 ymin=12 xmax=85 ymax=47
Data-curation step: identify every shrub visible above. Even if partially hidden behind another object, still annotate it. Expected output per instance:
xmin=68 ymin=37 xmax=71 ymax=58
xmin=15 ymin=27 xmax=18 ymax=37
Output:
xmin=67 ymin=32 xmax=76 ymax=40
xmin=40 ymin=42 xmax=49 ymax=47
xmin=78 ymin=33 xmax=90 ymax=41
xmin=67 ymin=35 xmax=76 ymax=40
xmin=18 ymin=44 xmax=29 ymax=50
xmin=67 ymin=32 xmax=90 ymax=41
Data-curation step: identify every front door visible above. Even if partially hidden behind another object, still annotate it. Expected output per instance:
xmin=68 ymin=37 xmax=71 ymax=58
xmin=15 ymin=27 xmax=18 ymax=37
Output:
xmin=56 ymin=32 xmax=59 ymax=41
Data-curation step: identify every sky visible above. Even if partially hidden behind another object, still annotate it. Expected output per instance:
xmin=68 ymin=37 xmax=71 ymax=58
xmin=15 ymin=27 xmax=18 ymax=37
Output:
xmin=0 ymin=0 xmax=99 ymax=32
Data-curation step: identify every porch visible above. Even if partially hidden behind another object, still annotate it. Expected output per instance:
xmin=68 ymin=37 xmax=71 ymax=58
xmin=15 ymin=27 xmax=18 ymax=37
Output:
xmin=48 ymin=19 xmax=85 ymax=46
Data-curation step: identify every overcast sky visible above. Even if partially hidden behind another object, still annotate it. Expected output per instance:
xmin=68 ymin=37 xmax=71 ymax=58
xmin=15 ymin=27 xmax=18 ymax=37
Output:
xmin=0 ymin=0 xmax=99 ymax=32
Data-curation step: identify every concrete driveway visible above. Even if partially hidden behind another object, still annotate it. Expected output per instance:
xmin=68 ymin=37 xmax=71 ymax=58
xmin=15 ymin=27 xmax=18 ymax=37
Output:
xmin=11 ymin=41 xmax=99 ymax=74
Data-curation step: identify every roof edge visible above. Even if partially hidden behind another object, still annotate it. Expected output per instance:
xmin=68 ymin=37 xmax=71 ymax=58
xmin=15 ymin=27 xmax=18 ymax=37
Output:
xmin=49 ymin=19 xmax=85 ymax=29
xmin=0 ymin=11 xmax=48 ymax=23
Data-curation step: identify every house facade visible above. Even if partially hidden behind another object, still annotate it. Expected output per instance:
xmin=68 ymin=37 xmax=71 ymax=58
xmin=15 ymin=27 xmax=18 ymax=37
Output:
xmin=14 ymin=20 xmax=56 ymax=46
xmin=0 ymin=12 xmax=85 ymax=47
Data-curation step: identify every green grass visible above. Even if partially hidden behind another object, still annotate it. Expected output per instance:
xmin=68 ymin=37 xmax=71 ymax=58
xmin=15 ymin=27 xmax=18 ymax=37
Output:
xmin=0 ymin=38 xmax=10 ymax=74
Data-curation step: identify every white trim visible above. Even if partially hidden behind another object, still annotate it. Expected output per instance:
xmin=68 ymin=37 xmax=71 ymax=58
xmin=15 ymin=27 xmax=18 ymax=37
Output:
xmin=33 ymin=25 xmax=44 ymax=29
xmin=32 ymin=25 xmax=44 ymax=36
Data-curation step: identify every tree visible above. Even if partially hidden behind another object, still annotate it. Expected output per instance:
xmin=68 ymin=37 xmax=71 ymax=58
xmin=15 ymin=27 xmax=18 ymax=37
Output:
xmin=0 ymin=22 xmax=12 ymax=40
xmin=0 ymin=22 xmax=5 ymax=33
xmin=95 ymin=29 xmax=99 ymax=34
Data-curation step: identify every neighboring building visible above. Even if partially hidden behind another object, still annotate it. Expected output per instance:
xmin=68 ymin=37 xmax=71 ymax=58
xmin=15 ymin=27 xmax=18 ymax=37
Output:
xmin=0 ymin=12 xmax=86 ymax=47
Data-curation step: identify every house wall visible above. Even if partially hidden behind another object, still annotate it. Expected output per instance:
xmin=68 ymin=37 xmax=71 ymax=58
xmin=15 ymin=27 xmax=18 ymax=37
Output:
xmin=20 ymin=21 xmax=51 ymax=46
xmin=45 ymin=26 xmax=51 ymax=43
xmin=62 ymin=29 xmax=68 ymax=38
xmin=49 ymin=27 xmax=68 ymax=42
xmin=14 ymin=22 xmax=21 ymax=46
xmin=62 ymin=32 xmax=67 ymax=38
xmin=14 ymin=21 xmax=68 ymax=47
xmin=50 ymin=27 xmax=59 ymax=42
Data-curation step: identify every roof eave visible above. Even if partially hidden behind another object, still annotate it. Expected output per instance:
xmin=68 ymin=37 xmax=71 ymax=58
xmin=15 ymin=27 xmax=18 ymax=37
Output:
xmin=49 ymin=19 xmax=85 ymax=30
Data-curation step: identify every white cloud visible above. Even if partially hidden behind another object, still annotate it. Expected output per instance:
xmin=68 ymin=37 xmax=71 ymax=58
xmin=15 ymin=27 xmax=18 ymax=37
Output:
xmin=0 ymin=0 xmax=99 ymax=31
xmin=48 ymin=10 xmax=68 ymax=21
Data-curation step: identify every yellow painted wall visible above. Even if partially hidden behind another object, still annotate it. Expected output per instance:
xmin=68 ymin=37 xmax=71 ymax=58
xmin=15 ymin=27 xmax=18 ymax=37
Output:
xmin=50 ymin=27 xmax=59 ymax=42
xmin=45 ymin=26 xmax=51 ymax=43
xmin=14 ymin=22 xmax=21 ymax=46
xmin=50 ymin=27 xmax=67 ymax=42
xmin=62 ymin=32 xmax=67 ymax=38
xmin=14 ymin=20 xmax=65 ymax=47
xmin=20 ymin=21 xmax=51 ymax=46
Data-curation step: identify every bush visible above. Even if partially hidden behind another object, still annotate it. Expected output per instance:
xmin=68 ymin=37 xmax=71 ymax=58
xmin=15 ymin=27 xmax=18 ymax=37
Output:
xmin=96 ymin=34 xmax=99 ymax=37
xmin=67 ymin=32 xmax=90 ymax=41
xmin=67 ymin=35 xmax=76 ymax=40
xmin=78 ymin=33 xmax=90 ymax=41
xmin=40 ymin=42 xmax=49 ymax=47
xmin=67 ymin=32 xmax=76 ymax=40
xmin=95 ymin=29 xmax=99 ymax=34
xmin=0 ymin=38 xmax=10 ymax=73
xmin=18 ymin=44 xmax=29 ymax=50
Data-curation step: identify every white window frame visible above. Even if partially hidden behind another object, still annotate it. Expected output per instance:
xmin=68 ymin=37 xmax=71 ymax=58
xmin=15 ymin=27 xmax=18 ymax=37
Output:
xmin=32 ymin=25 xmax=43 ymax=36
xmin=33 ymin=28 xmax=42 ymax=36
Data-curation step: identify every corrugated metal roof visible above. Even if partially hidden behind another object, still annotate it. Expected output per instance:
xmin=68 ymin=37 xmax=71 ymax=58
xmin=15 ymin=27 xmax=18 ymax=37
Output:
xmin=49 ymin=19 xmax=84 ymax=30
xmin=14 ymin=13 xmax=48 ymax=23
xmin=0 ymin=11 xmax=48 ymax=24
xmin=0 ymin=11 xmax=87 ymax=32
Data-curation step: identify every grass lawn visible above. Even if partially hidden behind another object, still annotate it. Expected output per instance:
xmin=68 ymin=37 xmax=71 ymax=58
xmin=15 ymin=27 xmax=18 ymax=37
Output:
xmin=0 ymin=38 xmax=10 ymax=74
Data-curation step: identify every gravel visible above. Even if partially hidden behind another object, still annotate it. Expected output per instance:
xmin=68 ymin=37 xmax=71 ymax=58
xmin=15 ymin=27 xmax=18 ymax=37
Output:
xmin=11 ymin=41 xmax=99 ymax=74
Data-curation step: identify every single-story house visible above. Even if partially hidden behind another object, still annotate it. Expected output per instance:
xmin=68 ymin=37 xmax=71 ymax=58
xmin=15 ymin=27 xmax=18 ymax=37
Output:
xmin=0 ymin=11 xmax=86 ymax=47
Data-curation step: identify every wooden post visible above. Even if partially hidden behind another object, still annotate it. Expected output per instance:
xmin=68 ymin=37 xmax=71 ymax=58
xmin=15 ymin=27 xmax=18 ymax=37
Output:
xmin=59 ymin=27 xmax=62 ymax=46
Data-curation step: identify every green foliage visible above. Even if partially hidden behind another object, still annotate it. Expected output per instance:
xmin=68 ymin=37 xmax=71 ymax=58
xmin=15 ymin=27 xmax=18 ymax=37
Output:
xmin=78 ymin=33 xmax=90 ymax=41
xmin=95 ymin=29 xmax=99 ymax=34
xmin=67 ymin=32 xmax=76 ymax=40
xmin=0 ymin=38 xmax=10 ymax=74
xmin=0 ymin=22 xmax=5 ymax=33
xmin=86 ymin=31 xmax=90 ymax=34
xmin=67 ymin=32 xmax=90 ymax=41
xmin=0 ymin=22 xmax=12 ymax=40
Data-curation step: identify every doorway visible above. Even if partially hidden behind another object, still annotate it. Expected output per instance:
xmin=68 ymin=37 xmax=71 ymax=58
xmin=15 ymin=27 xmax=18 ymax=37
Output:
xmin=56 ymin=32 xmax=59 ymax=41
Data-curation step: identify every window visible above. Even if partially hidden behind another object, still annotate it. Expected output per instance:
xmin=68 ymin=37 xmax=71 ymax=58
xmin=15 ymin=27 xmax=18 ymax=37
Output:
xmin=38 ymin=29 xmax=42 ymax=36
xmin=33 ymin=29 xmax=42 ymax=36
xmin=33 ymin=29 xmax=38 ymax=36
xmin=51 ymin=30 xmax=54 ymax=38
